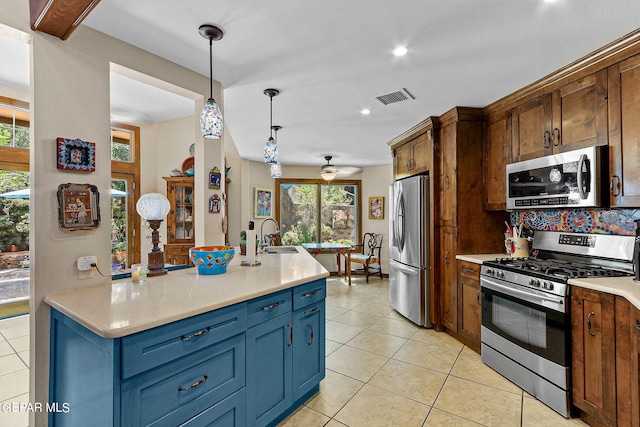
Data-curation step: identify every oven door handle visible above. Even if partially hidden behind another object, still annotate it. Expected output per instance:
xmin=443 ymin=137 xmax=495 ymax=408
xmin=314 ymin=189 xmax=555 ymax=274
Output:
xmin=481 ymin=277 xmax=566 ymax=312
xmin=577 ymin=153 xmax=589 ymax=200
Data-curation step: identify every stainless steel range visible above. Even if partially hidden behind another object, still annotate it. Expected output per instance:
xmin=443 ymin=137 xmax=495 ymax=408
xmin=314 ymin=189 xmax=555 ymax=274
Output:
xmin=480 ymin=231 xmax=634 ymax=418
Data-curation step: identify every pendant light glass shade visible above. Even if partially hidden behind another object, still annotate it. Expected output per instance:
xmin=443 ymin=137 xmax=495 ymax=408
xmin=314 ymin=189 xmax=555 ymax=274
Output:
xmin=201 ymin=98 xmax=223 ymax=139
xmin=270 ymin=162 xmax=282 ymax=178
xmin=199 ymin=25 xmax=224 ymax=140
xmin=264 ymin=137 xmax=278 ymax=164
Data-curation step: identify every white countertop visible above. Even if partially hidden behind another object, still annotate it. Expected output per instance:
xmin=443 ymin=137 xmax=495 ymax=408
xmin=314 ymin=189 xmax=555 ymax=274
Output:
xmin=45 ymin=248 xmax=330 ymax=339
xmin=455 ymin=253 xmax=640 ymax=310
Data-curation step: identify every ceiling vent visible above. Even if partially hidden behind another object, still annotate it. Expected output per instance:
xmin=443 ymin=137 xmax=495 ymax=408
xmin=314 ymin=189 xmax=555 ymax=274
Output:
xmin=375 ymin=88 xmax=416 ymax=105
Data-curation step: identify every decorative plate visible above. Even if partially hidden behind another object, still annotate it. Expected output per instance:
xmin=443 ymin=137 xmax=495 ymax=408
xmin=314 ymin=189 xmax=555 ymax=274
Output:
xmin=189 ymin=143 xmax=195 ymax=157
xmin=181 ymin=157 xmax=194 ymax=174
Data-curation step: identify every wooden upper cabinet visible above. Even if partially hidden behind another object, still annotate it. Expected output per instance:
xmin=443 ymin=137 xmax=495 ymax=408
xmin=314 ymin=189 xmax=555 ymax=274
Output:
xmin=608 ymin=53 xmax=640 ymax=207
xmin=484 ymin=112 xmax=512 ymax=210
xmin=30 ymin=0 xmax=101 ymax=40
xmin=511 ymin=95 xmax=552 ymax=161
xmin=552 ymin=70 xmax=608 ymax=152
xmin=392 ymin=131 xmax=432 ymax=180
xmin=511 ymin=70 xmax=608 ymax=162
xmin=439 ymin=122 xmax=457 ymax=226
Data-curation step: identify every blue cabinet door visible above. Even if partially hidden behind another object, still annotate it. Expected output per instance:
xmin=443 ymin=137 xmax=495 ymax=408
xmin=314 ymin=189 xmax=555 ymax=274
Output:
xmin=246 ymin=314 xmax=292 ymax=426
xmin=292 ymin=300 xmax=325 ymax=400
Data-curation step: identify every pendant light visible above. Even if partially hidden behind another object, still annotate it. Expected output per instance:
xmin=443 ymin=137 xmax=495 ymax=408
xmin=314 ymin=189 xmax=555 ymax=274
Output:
xmin=270 ymin=125 xmax=282 ymax=178
xmin=263 ymin=88 xmax=280 ymax=164
xmin=320 ymin=156 xmax=338 ymax=181
xmin=199 ymin=24 xmax=224 ymax=139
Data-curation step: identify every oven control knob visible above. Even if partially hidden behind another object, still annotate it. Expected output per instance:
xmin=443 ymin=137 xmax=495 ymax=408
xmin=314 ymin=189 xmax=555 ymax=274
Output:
xmin=496 ymin=270 xmax=504 ymax=279
xmin=543 ymin=281 xmax=554 ymax=290
xmin=486 ymin=268 xmax=494 ymax=276
xmin=529 ymin=278 xmax=540 ymax=287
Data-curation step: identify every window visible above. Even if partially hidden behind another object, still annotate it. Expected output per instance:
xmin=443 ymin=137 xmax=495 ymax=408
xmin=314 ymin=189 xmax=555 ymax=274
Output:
xmin=111 ymin=123 xmax=141 ymax=269
xmin=0 ymin=97 xmax=30 ymax=149
xmin=275 ymin=179 xmax=361 ymax=246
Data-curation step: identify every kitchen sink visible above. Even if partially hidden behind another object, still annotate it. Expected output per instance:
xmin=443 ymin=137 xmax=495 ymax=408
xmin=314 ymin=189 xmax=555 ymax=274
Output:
xmin=262 ymin=246 xmax=298 ymax=254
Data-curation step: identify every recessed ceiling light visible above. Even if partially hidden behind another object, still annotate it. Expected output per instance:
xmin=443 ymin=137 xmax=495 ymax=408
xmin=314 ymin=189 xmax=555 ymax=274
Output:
xmin=393 ymin=46 xmax=408 ymax=57
xmin=361 ymin=108 xmax=371 ymax=115
xmin=544 ymin=0 xmax=558 ymax=3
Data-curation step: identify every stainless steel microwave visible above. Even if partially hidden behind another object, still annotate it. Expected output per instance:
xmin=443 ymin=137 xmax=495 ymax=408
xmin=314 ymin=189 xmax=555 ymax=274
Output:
xmin=506 ymin=146 xmax=607 ymax=210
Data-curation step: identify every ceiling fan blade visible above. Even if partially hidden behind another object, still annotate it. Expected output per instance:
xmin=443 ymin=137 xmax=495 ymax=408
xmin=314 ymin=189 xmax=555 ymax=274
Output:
xmin=335 ymin=166 xmax=362 ymax=177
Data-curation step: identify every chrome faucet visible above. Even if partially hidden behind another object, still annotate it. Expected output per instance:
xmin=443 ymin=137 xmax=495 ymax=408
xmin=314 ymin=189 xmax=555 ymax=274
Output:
xmin=260 ymin=218 xmax=280 ymax=249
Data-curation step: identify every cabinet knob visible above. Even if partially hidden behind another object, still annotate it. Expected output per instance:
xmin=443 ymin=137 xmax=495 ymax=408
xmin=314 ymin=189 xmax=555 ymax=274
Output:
xmin=610 ymin=175 xmax=621 ymax=197
xmin=635 ymin=320 xmax=640 ymax=331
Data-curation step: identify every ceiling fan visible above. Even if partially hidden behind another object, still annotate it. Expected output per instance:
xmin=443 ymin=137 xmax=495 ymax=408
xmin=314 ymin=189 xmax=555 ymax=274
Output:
xmin=320 ymin=156 xmax=361 ymax=181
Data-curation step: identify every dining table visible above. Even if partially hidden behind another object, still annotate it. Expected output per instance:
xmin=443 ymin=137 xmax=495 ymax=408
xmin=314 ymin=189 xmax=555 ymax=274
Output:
xmin=301 ymin=242 xmax=354 ymax=285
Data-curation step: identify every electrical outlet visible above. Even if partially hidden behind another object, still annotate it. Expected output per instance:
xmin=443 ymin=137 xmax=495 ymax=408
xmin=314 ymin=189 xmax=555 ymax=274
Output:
xmin=78 ymin=269 xmax=93 ymax=280
xmin=77 ymin=256 xmax=97 ymax=271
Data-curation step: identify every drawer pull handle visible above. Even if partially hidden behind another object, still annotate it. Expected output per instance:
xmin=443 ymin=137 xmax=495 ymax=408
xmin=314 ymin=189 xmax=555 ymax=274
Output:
xmin=178 ymin=375 xmax=208 ymax=392
xmin=288 ymin=324 xmax=293 ymax=346
xmin=260 ymin=301 xmax=281 ymax=311
xmin=308 ymin=324 xmax=314 ymax=346
xmin=463 ymin=267 xmax=476 ymax=274
xmin=304 ymin=306 xmax=319 ymax=315
xmin=181 ymin=327 xmax=211 ymax=340
xmin=635 ymin=320 xmax=640 ymax=331
xmin=543 ymin=130 xmax=550 ymax=148
xmin=587 ymin=311 xmax=596 ymax=336
xmin=302 ymin=289 xmax=320 ymax=298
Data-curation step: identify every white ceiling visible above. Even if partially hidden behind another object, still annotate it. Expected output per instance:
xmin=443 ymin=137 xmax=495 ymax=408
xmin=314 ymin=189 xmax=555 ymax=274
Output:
xmin=4 ymin=1 xmax=640 ymax=169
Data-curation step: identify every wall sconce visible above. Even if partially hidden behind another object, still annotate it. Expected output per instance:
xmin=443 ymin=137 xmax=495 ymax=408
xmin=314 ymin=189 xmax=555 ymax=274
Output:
xmin=136 ymin=193 xmax=171 ymax=277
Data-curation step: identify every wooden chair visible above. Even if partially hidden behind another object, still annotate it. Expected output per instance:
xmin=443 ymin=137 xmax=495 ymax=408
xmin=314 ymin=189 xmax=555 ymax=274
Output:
xmin=349 ymin=232 xmax=383 ymax=283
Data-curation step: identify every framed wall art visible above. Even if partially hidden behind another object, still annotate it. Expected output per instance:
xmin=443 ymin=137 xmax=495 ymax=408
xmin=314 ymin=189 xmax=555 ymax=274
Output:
xmin=57 ymin=138 xmax=96 ymax=172
xmin=254 ymin=187 xmax=272 ymax=218
xmin=57 ymin=183 xmax=101 ymax=231
xmin=368 ymin=196 xmax=384 ymax=220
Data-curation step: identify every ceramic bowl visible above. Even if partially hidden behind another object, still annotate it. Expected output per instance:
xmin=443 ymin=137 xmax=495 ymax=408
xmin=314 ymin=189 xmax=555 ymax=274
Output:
xmin=184 ymin=167 xmax=195 ymax=177
xmin=189 ymin=246 xmax=235 ymax=275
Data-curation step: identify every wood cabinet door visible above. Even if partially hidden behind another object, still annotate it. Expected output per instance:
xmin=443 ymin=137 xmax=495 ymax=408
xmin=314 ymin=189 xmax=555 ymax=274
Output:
xmin=457 ymin=261 xmax=481 ymax=352
xmin=608 ymin=54 xmax=640 ymax=207
xmin=440 ymin=226 xmax=457 ymax=332
xmin=551 ymin=70 xmax=608 ymax=153
xmin=439 ymin=123 xmax=457 ymax=226
xmin=410 ymin=131 xmax=431 ymax=176
xmin=571 ymin=287 xmax=617 ymax=427
xmin=511 ymin=95 xmax=552 ymax=161
xmin=393 ymin=142 xmax=412 ymax=180
xmin=484 ymin=112 xmax=512 ymax=210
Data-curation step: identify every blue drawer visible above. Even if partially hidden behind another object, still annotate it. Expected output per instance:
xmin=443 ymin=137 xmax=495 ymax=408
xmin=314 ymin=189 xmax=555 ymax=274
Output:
xmin=246 ymin=289 xmax=292 ymax=328
xmin=121 ymin=333 xmax=245 ymax=427
xmin=121 ymin=303 xmax=247 ymax=379
xmin=179 ymin=388 xmax=246 ymax=427
xmin=292 ymin=279 xmax=326 ymax=311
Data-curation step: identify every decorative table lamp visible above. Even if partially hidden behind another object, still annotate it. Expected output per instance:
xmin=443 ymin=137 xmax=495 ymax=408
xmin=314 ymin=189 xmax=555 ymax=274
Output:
xmin=136 ymin=193 xmax=171 ymax=277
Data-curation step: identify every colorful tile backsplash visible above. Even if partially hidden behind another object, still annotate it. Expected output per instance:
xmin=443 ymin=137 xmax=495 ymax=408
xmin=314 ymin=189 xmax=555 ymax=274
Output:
xmin=510 ymin=209 xmax=640 ymax=236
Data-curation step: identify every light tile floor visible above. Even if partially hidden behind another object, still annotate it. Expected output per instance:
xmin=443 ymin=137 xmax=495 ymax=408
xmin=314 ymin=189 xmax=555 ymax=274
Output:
xmin=0 ymin=277 xmax=589 ymax=427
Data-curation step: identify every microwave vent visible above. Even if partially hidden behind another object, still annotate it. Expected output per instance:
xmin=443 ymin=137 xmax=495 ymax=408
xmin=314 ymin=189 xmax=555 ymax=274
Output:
xmin=375 ymin=88 xmax=416 ymax=105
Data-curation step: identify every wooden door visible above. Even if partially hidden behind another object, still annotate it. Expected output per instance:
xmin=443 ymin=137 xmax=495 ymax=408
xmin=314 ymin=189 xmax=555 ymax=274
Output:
xmin=410 ymin=131 xmax=431 ymax=176
xmin=484 ymin=112 xmax=512 ymax=210
xmin=439 ymin=123 xmax=457 ymax=226
xmin=571 ymin=287 xmax=617 ymax=426
xmin=457 ymin=261 xmax=481 ymax=352
xmin=608 ymin=54 xmax=640 ymax=207
xmin=511 ymin=95 xmax=552 ymax=161
xmin=393 ymin=141 xmax=412 ymax=180
xmin=439 ymin=226 xmax=457 ymax=332
xmin=551 ymin=70 xmax=608 ymax=153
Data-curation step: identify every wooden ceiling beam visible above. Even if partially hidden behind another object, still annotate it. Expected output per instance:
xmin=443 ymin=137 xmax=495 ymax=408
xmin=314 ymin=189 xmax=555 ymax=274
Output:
xmin=30 ymin=0 xmax=101 ymax=40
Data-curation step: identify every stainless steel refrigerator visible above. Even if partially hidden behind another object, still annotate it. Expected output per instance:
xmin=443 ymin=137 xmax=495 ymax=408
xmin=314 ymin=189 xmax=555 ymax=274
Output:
xmin=389 ymin=175 xmax=431 ymax=327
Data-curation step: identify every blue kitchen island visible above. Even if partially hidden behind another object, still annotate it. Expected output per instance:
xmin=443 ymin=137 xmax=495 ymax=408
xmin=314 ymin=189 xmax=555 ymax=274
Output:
xmin=45 ymin=248 xmax=329 ymax=427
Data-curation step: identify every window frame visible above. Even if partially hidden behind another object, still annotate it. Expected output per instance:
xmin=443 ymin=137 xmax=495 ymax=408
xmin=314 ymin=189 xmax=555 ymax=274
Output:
xmin=275 ymin=178 xmax=362 ymax=245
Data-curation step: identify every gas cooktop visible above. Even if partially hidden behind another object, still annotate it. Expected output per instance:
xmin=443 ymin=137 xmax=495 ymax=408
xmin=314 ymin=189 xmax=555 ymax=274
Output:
xmin=484 ymin=257 xmax=632 ymax=281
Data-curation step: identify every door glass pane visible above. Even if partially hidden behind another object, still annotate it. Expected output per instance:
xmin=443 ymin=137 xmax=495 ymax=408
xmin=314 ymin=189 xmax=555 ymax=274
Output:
xmin=111 ymin=128 xmax=132 ymax=162
xmin=111 ymin=179 xmax=128 ymax=270
xmin=279 ymin=183 xmax=318 ymax=245
xmin=0 ymin=170 xmax=30 ymax=318
xmin=321 ymin=184 xmax=356 ymax=245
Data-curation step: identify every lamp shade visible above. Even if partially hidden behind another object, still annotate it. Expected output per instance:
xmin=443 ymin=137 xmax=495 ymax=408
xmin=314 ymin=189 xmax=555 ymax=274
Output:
xmin=270 ymin=162 xmax=282 ymax=178
xmin=320 ymin=170 xmax=337 ymax=181
xmin=200 ymin=99 xmax=223 ymax=139
xmin=264 ymin=137 xmax=279 ymax=164
xmin=136 ymin=193 xmax=170 ymax=220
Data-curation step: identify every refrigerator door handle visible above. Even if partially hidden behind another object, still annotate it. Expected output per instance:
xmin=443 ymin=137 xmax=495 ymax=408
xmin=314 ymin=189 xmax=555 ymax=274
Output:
xmin=396 ymin=189 xmax=406 ymax=251
xmin=390 ymin=259 xmax=418 ymax=275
